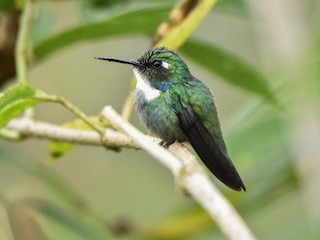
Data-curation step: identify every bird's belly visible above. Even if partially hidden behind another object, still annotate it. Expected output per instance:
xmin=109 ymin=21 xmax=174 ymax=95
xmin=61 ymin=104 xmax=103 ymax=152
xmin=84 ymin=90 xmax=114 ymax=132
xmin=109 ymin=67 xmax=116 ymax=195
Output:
xmin=134 ymin=93 xmax=185 ymax=142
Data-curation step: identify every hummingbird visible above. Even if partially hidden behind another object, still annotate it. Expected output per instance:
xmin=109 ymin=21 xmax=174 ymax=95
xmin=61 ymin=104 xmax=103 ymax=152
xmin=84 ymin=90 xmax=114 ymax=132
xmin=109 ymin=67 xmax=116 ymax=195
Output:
xmin=96 ymin=47 xmax=246 ymax=191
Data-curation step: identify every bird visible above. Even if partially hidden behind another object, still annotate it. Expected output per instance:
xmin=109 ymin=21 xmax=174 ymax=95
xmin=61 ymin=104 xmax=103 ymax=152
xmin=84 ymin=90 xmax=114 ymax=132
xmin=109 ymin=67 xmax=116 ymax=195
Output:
xmin=96 ymin=47 xmax=246 ymax=191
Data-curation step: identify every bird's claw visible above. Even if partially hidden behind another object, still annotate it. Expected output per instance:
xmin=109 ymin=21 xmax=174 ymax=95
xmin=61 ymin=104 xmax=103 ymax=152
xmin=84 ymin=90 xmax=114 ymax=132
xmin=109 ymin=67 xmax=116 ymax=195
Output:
xmin=159 ymin=140 xmax=175 ymax=149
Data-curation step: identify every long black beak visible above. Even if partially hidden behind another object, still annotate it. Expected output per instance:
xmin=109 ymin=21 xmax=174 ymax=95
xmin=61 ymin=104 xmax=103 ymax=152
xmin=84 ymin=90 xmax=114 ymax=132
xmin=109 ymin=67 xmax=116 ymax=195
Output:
xmin=95 ymin=57 xmax=142 ymax=67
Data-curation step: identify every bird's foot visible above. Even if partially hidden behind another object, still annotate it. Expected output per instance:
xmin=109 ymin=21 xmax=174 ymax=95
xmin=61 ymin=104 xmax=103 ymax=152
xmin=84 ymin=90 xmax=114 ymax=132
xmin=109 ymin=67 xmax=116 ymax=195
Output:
xmin=159 ymin=140 xmax=175 ymax=149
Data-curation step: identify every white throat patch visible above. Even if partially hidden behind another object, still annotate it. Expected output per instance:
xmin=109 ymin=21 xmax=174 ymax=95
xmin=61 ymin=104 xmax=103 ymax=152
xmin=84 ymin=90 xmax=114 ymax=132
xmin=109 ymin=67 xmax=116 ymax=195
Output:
xmin=133 ymin=68 xmax=161 ymax=101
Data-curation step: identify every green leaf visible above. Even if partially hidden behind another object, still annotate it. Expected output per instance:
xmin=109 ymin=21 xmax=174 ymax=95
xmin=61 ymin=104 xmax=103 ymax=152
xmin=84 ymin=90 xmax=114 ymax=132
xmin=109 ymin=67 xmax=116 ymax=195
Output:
xmin=34 ymin=4 xmax=171 ymax=60
xmin=85 ymin=0 xmax=130 ymax=8
xmin=0 ymin=83 xmax=47 ymax=128
xmin=0 ymin=99 xmax=41 ymax=127
xmin=0 ymin=0 xmax=14 ymax=12
xmin=215 ymin=0 xmax=249 ymax=16
xmin=31 ymin=7 xmax=55 ymax=45
xmin=6 ymin=202 xmax=48 ymax=240
xmin=0 ymin=83 xmax=35 ymax=109
xmin=154 ymin=0 xmax=218 ymax=49
xmin=0 ymin=150 xmax=87 ymax=212
xmin=181 ymin=39 xmax=277 ymax=103
xmin=135 ymin=209 xmax=213 ymax=239
xmin=79 ymin=0 xmax=172 ymax=23
xmin=25 ymin=199 xmax=111 ymax=240
xmin=49 ymin=141 xmax=75 ymax=159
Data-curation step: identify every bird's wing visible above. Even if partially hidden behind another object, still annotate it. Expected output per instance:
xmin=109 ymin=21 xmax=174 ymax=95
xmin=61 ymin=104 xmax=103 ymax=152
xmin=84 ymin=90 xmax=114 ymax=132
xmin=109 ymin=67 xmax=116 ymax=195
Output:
xmin=177 ymin=102 xmax=246 ymax=191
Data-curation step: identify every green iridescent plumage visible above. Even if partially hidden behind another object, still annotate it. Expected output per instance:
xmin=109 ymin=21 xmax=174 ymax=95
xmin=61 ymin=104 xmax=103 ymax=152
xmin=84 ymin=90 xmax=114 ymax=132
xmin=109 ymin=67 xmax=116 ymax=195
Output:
xmin=135 ymin=48 xmax=223 ymax=142
xmin=96 ymin=47 xmax=245 ymax=191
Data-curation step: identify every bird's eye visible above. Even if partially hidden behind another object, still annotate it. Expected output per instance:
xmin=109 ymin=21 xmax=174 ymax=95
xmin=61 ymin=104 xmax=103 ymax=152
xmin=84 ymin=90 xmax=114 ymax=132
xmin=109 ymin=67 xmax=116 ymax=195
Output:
xmin=152 ymin=60 xmax=162 ymax=68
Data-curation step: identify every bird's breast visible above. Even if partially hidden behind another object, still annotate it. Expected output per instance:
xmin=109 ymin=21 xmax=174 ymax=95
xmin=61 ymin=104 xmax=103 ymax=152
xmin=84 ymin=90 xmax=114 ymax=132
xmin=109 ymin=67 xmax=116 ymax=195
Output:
xmin=134 ymin=89 xmax=185 ymax=142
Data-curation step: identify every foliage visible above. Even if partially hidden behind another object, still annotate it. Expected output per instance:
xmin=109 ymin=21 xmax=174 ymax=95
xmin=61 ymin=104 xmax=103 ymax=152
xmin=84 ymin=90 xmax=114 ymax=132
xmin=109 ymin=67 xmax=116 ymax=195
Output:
xmin=0 ymin=0 xmax=319 ymax=239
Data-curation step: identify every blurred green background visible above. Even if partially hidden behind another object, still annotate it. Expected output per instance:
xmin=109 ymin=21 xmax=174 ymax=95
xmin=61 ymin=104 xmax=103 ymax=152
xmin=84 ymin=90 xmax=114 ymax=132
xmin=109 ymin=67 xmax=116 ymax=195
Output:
xmin=1 ymin=0 xmax=320 ymax=239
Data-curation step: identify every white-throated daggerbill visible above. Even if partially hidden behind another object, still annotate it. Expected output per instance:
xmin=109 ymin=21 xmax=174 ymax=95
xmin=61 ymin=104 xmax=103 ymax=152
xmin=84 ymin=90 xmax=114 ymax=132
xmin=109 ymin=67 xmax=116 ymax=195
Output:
xmin=96 ymin=47 xmax=246 ymax=192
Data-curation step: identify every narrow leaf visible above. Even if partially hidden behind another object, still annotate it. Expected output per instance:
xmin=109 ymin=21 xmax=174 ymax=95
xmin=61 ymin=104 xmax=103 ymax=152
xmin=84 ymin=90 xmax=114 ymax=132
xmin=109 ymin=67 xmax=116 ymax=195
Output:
xmin=49 ymin=141 xmax=74 ymax=158
xmin=154 ymin=0 xmax=218 ymax=49
xmin=0 ymin=148 xmax=87 ymax=214
xmin=34 ymin=5 xmax=171 ymax=60
xmin=136 ymin=210 xmax=213 ymax=239
xmin=0 ymin=83 xmax=35 ymax=110
xmin=215 ymin=0 xmax=249 ymax=16
xmin=25 ymin=199 xmax=108 ymax=240
xmin=0 ymin=84 xmax=48 ymax=128
xmin=79 ymin=1 xmax=173 ymax=23
xmin=31 ymin=7 xmax=55 ymax=45
xmin=181 ymin=39 xmax=276 ymax=103
xmin=0 ymin=99 xmax=43 ymax=128
xmin=6 ymin=203 xmax=48 ymax=240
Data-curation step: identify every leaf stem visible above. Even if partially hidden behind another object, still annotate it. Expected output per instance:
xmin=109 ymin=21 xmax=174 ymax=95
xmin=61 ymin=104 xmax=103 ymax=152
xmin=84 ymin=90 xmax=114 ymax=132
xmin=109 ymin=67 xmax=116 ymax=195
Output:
xmin=42 ymin=95 xmax=105 ymax=135
xmin=15 ymin=0 xmax=34 ymax=84
xmin=15 ymin=0 xmax=35 ymax=118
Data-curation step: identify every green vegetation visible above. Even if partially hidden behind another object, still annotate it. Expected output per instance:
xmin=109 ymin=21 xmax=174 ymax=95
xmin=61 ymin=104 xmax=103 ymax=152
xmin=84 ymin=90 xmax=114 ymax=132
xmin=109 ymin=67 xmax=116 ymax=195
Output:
xmin=0 ymin=0 xmax=319 ymax=239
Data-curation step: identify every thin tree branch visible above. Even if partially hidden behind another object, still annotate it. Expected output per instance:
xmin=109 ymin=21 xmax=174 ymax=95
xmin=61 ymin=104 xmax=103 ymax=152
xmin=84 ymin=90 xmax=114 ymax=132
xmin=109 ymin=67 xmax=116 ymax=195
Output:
xmin=3 ymin=104 xmax=256 ymax=239
xmin=101 ymin=105 xmax=256 ymax=240
xmin=5 ymin=118 xmax=138 ymax=149
xmin=37 ymin=94 xmax=105 ymax=135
